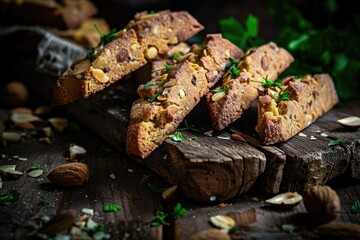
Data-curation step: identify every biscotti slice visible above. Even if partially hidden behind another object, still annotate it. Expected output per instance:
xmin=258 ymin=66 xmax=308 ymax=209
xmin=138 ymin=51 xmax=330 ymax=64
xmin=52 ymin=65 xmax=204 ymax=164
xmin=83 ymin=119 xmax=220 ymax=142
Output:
xmin=257 ymin=74 xmax=338 ymax=145
xmin=206 ymin=42 xmax=294 ymax=130
xmin=126 ymin=34 xmax=244 ymax=158
xmin=52 ymin=10 xmax=204 ymax=105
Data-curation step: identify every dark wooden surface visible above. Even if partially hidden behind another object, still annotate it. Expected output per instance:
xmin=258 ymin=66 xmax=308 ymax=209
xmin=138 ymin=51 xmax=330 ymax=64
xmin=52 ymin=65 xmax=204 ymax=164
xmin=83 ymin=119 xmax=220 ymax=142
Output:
xmin=1 ymin=94 xmax=360 ymax=239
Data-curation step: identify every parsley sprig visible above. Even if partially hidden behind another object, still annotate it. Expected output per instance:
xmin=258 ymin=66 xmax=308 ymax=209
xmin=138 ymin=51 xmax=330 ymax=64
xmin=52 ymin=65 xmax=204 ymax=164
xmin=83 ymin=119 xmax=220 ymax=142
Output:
xmin=170 ymin=132 xmax=185 ymax=142
xmin=86 ymin=26 xmax=118 ymax=58
xmin=0 ymin=190 xmax=20 ymax=206
xmin=143 ymin=83 xmax=154 ymax=89
xmin=328 ymin=138 xmax=343 ymax=147
xmin=352 ymin=200 xmax=360 ymax=213
xmin=103 ymin=204 xmax=122 ymax=212
xmin=150 ymin=203 xmax=187 ymax=227
xmin=252 ymin=76 xmax=282 ymax=88
xmin=177 ymin=120 xmax=200 ymax=132
xmin=211 ymin=87 xmax=230 ymax=93
xmin=152 ymin=64 xmax=173 ymax=73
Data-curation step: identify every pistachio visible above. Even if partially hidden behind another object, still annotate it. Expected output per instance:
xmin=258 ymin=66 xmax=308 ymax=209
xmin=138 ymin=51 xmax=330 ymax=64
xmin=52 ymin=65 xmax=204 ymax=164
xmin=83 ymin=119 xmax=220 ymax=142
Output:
xmin=211 ymin=92 xmax=226 ymax=102
xmin=265 ymin=192 xmax=303 ymax=209
xmin=179 ymin=89 xmax=186 ymax=99
xmin=2 ymin=132 xmax=21 ymax=144
xmin=337 ymin=116 xmax=360 ymax=130
xmin=48 ymin=118 xmax=68 ymax=133
xmin=69 ymin=144 xmax=86 ymax=161
xmin=210 ymin=215 xmax=235 ymax=230
xmin=162 ymin=185 xmax=178 ymax=202
xmin=27 ymin=169 xmax=43 ymax=178
xmin=91 ymin=67 xmax=109 ymax=83
xmin=72 ymin=59 xmax=91 ymax=75
xmin=170 ymin=36 xmax=179 ymax=44
xmin=145 ymin=46 xmax=158 ymax=59
xmin=163 ymin=79 xmax=177 ymax=87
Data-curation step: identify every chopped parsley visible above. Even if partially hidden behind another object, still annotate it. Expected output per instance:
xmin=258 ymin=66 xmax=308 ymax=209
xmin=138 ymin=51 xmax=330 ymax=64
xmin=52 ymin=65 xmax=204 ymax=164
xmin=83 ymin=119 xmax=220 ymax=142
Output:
xmin=143 ymin=83 xmax=154 ymax=89
xmin=150 ymin=203 xmax=187 ymax=227
xmin=177 ymin=120 xmax=200 ymax=132
xmin=103 ymin=204 xmax=122 ymax=212
xmin=278 ymin=91 xmax=291 ymax=101
xmin=150 ymin=93 xmax=159 ymax=101
xmin=0 ymin=190 xmax=20 ymax=206
xmin=38 ymin=199 xmax=50 ymax=206
xmin=229 ymin=66 xmax=240 ymax=77
xmin=211 ymin=87 xmax=230 ymax=93
xmin=170 ymin=132 xmax=185 ymax=142
xmin=328 ymin=138 xmax=343 ymax=147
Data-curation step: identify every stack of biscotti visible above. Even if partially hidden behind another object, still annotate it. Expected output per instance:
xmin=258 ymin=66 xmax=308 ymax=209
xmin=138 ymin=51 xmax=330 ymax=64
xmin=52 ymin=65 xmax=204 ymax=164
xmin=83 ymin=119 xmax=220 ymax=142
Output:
xmin=257 ymin=74 xmax=338 ymax=144
xmin=126 ymin=34 xmax=244 ymax=158
xmin=52 ymin=10 xmax=204 ymax=105
xmin=0 ymin=0 xmax=98 ymax=29
xmin=206 ymin=42 xmax=294 ymax=130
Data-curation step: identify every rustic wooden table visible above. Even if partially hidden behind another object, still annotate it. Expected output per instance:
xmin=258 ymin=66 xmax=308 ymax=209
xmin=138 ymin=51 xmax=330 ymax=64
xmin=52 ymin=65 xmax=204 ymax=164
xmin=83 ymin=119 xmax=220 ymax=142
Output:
xmin=1 ymin=96 xmax=360 ymax=240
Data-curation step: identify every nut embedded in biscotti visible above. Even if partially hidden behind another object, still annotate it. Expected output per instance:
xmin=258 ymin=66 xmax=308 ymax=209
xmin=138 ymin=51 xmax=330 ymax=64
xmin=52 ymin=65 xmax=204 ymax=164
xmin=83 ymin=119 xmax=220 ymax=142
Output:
xmin=303 ymin=185 xmax=340 ymax=224
xmin=47 ymin=162 xmax=90 ymax=187
xmin=265 ymin=192 xmax=303 ymax=209
xmin=72 ymin=59 xmax=91 ymax=75
xmin=145 ymin=46 xmax=158 ymax=59
xmin=1 ymin=81 xmax=29 ymax=107
xmin=91 ymin=67 xmax=109 ymax=83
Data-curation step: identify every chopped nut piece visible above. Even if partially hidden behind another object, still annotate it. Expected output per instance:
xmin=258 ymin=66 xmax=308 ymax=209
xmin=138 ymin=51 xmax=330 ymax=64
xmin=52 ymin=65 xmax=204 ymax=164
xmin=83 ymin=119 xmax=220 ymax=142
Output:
xmin=72 ymin=59 xmax=91 ymax=75
xmin=69 ymin=144 xmax=86 ymax=161
xmin=27 ymin=169 xmax=44 ymax=178
xmin=10 ymin=113 xmax=41 ymax=124
xmin=210 ymin=215 xmax=235 ymax=230
xmin=337 ymin=116 xmax=360 ymax=130
xmin=162 ymin=185 xmax=178 ymax=202
xmin=39 ymin=137 xmax=52 ymax=145
xmin=91 ymin=67 xmax=109 ymax=83
xmin=265 ymin=192 xmax=303 ymax=209
xmin=211 ymin=92 xmax=225 ymax=102
xmin=43 ymin=127 xmax=52 ymax=137
xmin=2 ymin=132 xmax=21 ymax=144
xmin=48 ymin=118 xmax=68 ymax=133
xmin=145 ymin=46 xmax=158 ymax=60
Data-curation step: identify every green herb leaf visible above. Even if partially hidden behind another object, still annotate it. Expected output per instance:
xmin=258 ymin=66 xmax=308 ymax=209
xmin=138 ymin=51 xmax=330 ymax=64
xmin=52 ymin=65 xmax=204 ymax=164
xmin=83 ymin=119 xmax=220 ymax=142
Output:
xmin=103 ymin=204 xmax=122 ymax=212
xmin=171 ymin=203 xmax=187 ymax=219
xmin=150 ymin=93 xmax=159 ymax=101
xmin=278 ymin=91 xmax=291 ymax=101
xmin=170 ymin=132 xmax=185 ymax=142
xmin=38 ymin=199 xmax=50 ymax=206
xmin=28 ymin=165 xmax=43 ymax=171
xmin=211 ymin=87 xmax=230 ymax=93
xmin=96 ymin=26 xmax=117 ymax=47
xmin=244 ymin=14 xmax=259 ymax=38
xmin=0 ymin=190 xmax=20 ymax=206
xmin=229 ymin=57 xmax=239 ymax=65
xmin=230 ymin=66 xmax=240 ymax=77
xmin=165 ymin=64 xmax=172 ymax=70
xmin=151 ymin=211 xmax=169 ymax=227
xmin=328 ymin=138 xmax=343 ymax=147
xmin=351 ymin=200 xmax=360 ymax=213
xmin=146 ymin=183 xmax=167 ymax=194
xmin=177 ymin=120 xmax=201 ymax=132
xmin=143 ymin=83 xmax=154 ymax=89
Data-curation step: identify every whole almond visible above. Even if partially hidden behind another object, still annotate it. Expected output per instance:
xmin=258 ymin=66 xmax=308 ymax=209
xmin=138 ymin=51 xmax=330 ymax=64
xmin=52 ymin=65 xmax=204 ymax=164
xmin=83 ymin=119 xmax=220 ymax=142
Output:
xmin=314 ymin=222 xmax=360 ymax=239
xmin=47 ymin=162 xmax=89 ymax=187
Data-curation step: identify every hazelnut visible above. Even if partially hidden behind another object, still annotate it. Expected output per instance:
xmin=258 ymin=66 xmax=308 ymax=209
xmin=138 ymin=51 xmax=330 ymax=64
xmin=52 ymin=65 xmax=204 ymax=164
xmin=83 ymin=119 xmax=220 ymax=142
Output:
xmin=1 ymin=81 xmax=29 ymax=107
xmin=303 ymin=185 xmax=340 ymax=224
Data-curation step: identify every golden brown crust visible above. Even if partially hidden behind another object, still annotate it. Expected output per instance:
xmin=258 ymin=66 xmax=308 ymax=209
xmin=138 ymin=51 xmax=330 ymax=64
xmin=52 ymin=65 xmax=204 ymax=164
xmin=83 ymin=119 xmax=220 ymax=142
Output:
xmin=52 ymin=10 xmax=204 ymax=105
xmin=206 ymin=42 xmax=294 ymax=130
xmin=126 ymin=34 xmax=244 ymax=158
xmin=257 ymin=74 xmax=339 ymax=144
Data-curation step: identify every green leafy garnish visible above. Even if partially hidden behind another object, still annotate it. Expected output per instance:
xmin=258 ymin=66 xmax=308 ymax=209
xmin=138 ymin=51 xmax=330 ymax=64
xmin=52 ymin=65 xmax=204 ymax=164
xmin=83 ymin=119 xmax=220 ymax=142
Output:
xmin=150 ymin=203 xmax=187 ymax=227
xmin=229 ymin=66 xmax=240 ymax=77
xmin=328 ymin=138 xmax=343 ymax=147
xmin=150 ymin=93 xmax=159 ymax=101
xmin=151 ymin=211 xmax=169 ymax=226
xmin=225 ymin=57 xmax=240 ymax=68
xmin=171 ymin=51 xmax=185 ymax=61
xmin=38 ymin=199 xmax=50 ymax=206
xmin=143 ymin=83 xmax=154 ymax=89
xmin=170 ymin=132 xmax=185 ymax=142
xmin=351 ymin=200 xmax=360 ymax=213
xmin=146 ymin=183 xmax=167 ymax=194
xmin=211 ymin=87 xmax=230 ymax=93
xmin=28 ymin=165 xmax=43 ymax=171
xmin=171 ymin=203 xmax=187 ymax=219
xmin=103 ymin=204 xmax=122 ymax=212
xmin=219 ymin=15 xmax=264 ymax=50
xmin=96 ymin=26 xmax=117 ymax=47
xmin=278 ymin=91 xmax=291 ymax=101
xmin=252 ymin=76 xmax=281 ymax=88
xmin=165 ymin=64 xmax=172 ymax=70
xmin=0 ymin=190 xmax=20 ymax=206
xmin=177 ymin=120 xmax=200 ymax=132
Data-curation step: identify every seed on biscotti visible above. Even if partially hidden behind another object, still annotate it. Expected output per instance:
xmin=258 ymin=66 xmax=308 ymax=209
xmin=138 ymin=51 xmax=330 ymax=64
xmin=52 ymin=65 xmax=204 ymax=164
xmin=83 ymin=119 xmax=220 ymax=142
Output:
xmin=91 ymin=68 xmax=109 ymax=83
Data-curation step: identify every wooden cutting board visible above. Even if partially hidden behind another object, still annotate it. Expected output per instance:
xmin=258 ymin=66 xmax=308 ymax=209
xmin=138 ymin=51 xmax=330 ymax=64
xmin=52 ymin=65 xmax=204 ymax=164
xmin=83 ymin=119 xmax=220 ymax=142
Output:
xmin=28 ymin=70 xmax=360 ymax=203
